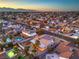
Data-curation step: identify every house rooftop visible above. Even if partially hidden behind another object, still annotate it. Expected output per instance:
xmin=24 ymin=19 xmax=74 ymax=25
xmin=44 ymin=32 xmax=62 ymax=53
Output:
xmin=56 ymin=41 xmax=73 ymax=59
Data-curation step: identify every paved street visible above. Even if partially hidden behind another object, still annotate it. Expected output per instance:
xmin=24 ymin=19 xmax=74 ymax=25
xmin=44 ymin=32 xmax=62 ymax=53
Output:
xmin=44 ymin=30 xmax=76 ymax=42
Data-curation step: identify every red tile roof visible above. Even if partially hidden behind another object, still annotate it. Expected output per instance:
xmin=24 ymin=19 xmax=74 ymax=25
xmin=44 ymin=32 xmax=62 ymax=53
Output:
xmin=56 ymin=41 xmax=70 ymax=52
xmin=56 ymin=41 xmax=73 ymax=58
xmin=60 ymin=51 xmax=73 ymax=58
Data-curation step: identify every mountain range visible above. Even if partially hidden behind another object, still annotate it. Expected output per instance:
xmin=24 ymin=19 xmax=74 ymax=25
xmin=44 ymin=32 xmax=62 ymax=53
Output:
xmin=0 ymin=8 xmax=39 ymax=12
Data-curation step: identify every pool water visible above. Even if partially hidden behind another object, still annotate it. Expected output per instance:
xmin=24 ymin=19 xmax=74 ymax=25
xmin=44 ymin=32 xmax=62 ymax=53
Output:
xmin=15 ymin=37 xmax=23 ymax=41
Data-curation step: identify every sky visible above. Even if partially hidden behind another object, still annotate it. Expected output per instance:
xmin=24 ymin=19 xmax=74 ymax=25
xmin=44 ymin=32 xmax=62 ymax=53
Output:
xmin=0 ymin=0 xmax=79 ymax=11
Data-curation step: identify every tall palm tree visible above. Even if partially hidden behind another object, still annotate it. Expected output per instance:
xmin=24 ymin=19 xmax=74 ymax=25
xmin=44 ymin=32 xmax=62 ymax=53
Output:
xmin=8 ymin=34 xmax=14 ymax=40
xmin=36 ymin=29 xmax=45 ymax=35
xmin=2 ymin=37 xmax=6 ymax=43
xmin=35 ymin=40 xmax=40 ymax=47
xmin=0 ymin=22 xmax=3 ymax=32
xmin=0 ymin=43 xmax=3 ymax=52
xmin=8 ymin=42 xmax=14 ymax=48
xmin=13 ymin=46 xmax=19 ymax=54
xmin=32 ymin=49 xmax=37 ymax=56
xmin=28 ymin=54 xmax=34 ymax=59
xmin=75 ymin=37 xmax=79 ymax=47
xmin=24 ymin=46 xmax=35 ymax=59
xmin=24 ymin=46 xmax=30 ymax=56
xmin=18 ymin=55 xmax=25 ymax=59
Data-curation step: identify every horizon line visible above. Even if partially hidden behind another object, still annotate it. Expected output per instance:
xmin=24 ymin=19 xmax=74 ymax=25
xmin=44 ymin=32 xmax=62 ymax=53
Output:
xmin=0 ymin=7 xmax=79 ymax=12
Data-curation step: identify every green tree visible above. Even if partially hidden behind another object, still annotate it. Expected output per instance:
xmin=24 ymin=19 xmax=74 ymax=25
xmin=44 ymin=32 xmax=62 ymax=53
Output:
xmin=8 ymin=34 xmax=14 ymax=39
xmin=13 ymin=47 xmax=19 ymax=54
xmin=0 ymin=22 xmax=3 ymax=32
xmin=2 ymin=37 xmax=6 ymax=43
xmin=28 ymin=54 xmax=34 ymax=59
xmin=18 ymin=55 xmax=25 ymax=59
xmin=24 ymin=46 xmax=30 ymax=56
xmin=32 ymin=49 xmax=37 ymax=56
xmin=0 ymin=43 xmax=3 ymax=52
xmin=36 ymin=29 xmax=45 ymax=35
xmin=75 ymin=37 xmax=79 ymax=47
xmin=8 ymin=42 xmax=14 ymax=48
xmin=35 ymin=40 xmax=40 ymax=47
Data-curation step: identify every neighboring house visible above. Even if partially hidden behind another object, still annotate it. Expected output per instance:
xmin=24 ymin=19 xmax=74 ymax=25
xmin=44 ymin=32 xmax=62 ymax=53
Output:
xmin=31 ymin=34 xmax=55 ymax=52
xmin=70 ymin=32 xmax=79 ymax=39
xmin=56 ymin=41 xmax=73 ymax=59
xmin=38 ymin=34 xmax=54 ymax=49
xmin=22 ymin=29 xmax=37 ymax=37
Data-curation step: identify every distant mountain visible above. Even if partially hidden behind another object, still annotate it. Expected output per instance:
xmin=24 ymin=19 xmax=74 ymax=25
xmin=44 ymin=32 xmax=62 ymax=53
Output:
xmin=0 ymin=7 xmax=79 ymax=12
xmin=0 ymin=8 xmax=39 ymax=12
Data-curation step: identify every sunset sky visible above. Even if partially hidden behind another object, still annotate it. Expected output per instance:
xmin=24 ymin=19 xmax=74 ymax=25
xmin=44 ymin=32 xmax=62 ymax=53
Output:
xmin=0 ymin=0 xmax=79 ymax=11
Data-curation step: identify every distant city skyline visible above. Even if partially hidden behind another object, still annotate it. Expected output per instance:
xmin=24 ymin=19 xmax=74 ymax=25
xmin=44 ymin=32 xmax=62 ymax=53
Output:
xmin=0 ymin=0 xmax=79 ymax=11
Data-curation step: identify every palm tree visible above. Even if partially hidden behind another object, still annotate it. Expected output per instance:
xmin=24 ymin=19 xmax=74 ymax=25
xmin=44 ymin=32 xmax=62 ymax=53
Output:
xmin=32 ymin=49 xmax=37 ymax=56
xmin=75 ymin=37 xmax=79 ymax=47
xmin=0 ymin=22 xmax=3 ymax=32
xmin=28 ymin=54 xmax=34 ymax=59
xmin=18 ymin=55 xmax=25 ymax=59
xmin=8 ymin=42 xmax=14 ymax=48
xmin=35 ymin=40 xmax=40 ymax=47
xmin=24 ymin=46 xmax=30 ymax=56
xmin=13 ymin=46 xmax=19 ymax=54
xmin=36 ymin=29 xmax=45 ymax=35
xmin=0 ymin=43 xmax=3 ymax=52
xmin=24 ymin=46 xmax=35 ymax=59
xmin=2 ymin=37 xmax=6 ymax=43
xmin=8 ymin=34 xmax=14 ymax=39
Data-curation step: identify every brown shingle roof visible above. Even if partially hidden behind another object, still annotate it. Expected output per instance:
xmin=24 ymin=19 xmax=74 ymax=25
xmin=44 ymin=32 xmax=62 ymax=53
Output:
xmin=56 ymin=41 xmax=70 ymax=52
xmin=60 ymin=51 xmax=73 ymax=58
xmin=56 ymin=41 xmax=73 ymax=58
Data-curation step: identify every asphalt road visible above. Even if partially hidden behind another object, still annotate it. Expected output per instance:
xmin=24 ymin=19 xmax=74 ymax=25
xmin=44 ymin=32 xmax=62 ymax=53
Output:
xmin=44 ymin=30 xmax=76 ymax=42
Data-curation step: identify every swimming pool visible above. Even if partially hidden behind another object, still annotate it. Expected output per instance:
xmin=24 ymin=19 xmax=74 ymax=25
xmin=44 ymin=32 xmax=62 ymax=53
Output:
xmin=15 ymin=37 xmax=23 ymax=41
